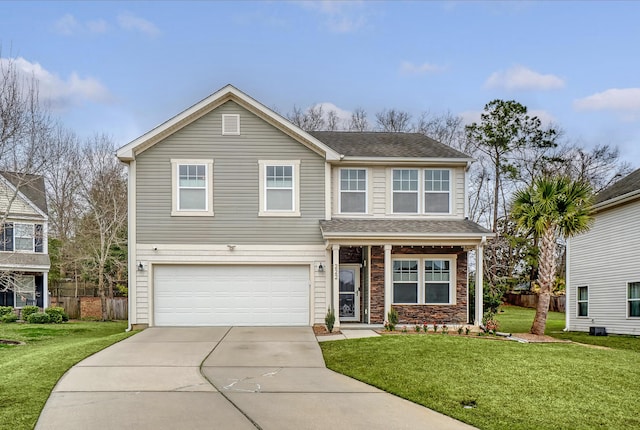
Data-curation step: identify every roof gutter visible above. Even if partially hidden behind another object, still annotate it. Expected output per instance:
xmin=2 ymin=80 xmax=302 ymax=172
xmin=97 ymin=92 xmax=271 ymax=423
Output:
xmin=591 ymin=189 xmax=640 ymax=213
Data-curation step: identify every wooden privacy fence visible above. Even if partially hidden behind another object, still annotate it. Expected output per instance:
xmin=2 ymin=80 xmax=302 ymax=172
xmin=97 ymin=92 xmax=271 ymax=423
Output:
xmin=50 ymin=297 xmax=128 ymax=320
xmin=505 ymin=293 xmax=565 ymax=312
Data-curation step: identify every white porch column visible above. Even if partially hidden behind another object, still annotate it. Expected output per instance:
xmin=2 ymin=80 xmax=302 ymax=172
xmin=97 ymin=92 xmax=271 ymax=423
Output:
xmin=332 ymin=244 xmax=340 ymax=328
xmin=384 ymin=244 xmax=392 ymax=322
xmin=475 ymin=240 xmax=485 ymax=326
xmin=43 ymin=272 xmax=49 ymax=309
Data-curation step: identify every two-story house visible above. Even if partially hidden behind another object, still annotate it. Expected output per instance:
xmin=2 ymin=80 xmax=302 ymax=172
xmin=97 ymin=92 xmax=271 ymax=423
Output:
xmin=116 ymin=85 xmax=491 ymax=329
xmin=0 ymin=171 xmax=50 ymax=309
xmin=567 ymin=167 xmax=640 ymax=335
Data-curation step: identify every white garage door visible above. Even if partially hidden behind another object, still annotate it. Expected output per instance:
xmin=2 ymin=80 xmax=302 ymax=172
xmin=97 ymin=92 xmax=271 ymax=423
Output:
xmin=154 ymin=265 xmax=310 ymax=326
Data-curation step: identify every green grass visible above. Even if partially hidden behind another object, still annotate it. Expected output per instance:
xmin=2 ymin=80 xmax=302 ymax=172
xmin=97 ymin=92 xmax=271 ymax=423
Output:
xmin=497 ymin=305 xmax=640 ymax=352
xmin=495 ymin=305 xmax=565 ymax=334
xmin=321 ymin=335 xmax=640 ymax=430
xmin=0 ymin=321 xmax=135 ymax=430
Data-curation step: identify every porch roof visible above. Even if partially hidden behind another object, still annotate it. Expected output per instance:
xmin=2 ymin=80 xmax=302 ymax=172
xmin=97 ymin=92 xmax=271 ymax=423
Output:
xmin=0 ymin=253 xmax=50 ymax=272
xmin=319 ymin=218 xmax=492 ymax=242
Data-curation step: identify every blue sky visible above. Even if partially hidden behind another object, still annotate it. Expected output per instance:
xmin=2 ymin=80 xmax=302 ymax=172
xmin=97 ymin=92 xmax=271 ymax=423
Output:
xmin=2 ymin=1 xmax=639 ymax=168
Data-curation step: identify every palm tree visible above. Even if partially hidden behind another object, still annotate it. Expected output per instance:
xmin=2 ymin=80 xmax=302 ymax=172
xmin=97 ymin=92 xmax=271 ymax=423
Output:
xmin=511 ymin=176 xmax=594 ymax=335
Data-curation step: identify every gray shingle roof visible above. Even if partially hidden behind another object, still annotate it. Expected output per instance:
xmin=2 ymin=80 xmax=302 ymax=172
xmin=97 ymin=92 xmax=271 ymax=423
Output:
xmin=309 ymin=131 xmax=471 ymax=159
xmin=1 ymin=171 xmax=48 ymax=214
xmin=320 ymin=219 xmax=491 ymax=237
xmin=0 ymin=253 xmax=50 ymax=269
xmin=595 ymin=168 xmax=640 ymax=204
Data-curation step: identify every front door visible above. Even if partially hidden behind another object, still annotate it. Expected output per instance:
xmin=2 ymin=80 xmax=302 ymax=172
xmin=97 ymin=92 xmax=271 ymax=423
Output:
xmin=339 ymin=265 xmax=360 ymax=322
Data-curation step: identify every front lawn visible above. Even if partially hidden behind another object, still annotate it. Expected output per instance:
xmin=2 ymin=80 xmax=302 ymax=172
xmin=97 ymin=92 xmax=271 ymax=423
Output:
xmin=321 ymin=333 xmax=640 ymax=429
xmin=0 ymin=321 xmax=134 ymax=430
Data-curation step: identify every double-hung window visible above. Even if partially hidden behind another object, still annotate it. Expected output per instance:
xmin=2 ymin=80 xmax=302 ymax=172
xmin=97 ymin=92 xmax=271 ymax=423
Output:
xmin=392 ymin=168 xmax=451 ymax=214
xmin=259 ymin=160 xmax=300 ymax=216
xmin=14 ymin=223 xmax=34 ymax=252
xmin=577 ymin=286 xmax=588 ymax=317
xmin=392 ymin=256 xmax=455 ymax=305
xmin=393 ymin=260 xmax=419 ymax=303
xmin=14 ymin=275 xmax=36 ymax=308
xmin=340 ymin=169 xmax=367 ymax=213
xmin=628 ymin=282 xmax=640 ymax=318
xmin=171 ymin=159 xmax=214 ymax=216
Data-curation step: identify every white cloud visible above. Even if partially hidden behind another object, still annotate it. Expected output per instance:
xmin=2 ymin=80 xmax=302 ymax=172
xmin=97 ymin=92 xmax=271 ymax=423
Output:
xmin=400 ymin=61 xmax=444 ymax=75
xmin=0 ymin=57 xmax=111 ymax=110
xmin=574 ymin=88 xmax=640 ymax=114
xmin=484 ymin=65 xmax=565 ymax=91
xmin=54 ymin=13 xmax=79 ymax=35
xmin=86 ymin=19 xmax=108 ymax=33
xmin=117 ymin=12 xmax=160 ymax=37
xmin=297 ymin=1 xmax=367 ymax=33
xmin=314 ymin=102 xmax=352 ymax=123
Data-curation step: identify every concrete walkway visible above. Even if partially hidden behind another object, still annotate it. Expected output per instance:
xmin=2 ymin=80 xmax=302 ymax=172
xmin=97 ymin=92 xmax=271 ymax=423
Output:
xmin=36 ymin=327 xmax=476 ymax=430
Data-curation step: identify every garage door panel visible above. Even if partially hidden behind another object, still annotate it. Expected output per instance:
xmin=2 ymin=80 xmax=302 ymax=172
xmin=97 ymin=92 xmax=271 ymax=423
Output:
xmin=154 ymin=265 xmax=310 ymax=326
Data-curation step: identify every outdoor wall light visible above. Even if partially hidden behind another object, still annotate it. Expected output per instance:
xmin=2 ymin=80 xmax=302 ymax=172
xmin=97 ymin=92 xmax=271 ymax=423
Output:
xmin=317 ymin=263 xmax=324 ymax=272
xmin=137 ymin=262 xmax=144 ymax=271
xmin=227 ymin=244 xmax=236 ymax=251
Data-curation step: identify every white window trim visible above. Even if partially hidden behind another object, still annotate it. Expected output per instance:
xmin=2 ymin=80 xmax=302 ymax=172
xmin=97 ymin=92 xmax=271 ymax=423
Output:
xmin=14 ymin=274 xmax=36 ymax=308
xmin=391 ymin=254 xmax=456 ymax=305
xmin=338 ymin=168 xmax=368 ymax=214
xmin=222 ymin=114 xmax=240 ymax=135
xmin=389 ymin=168 xmax=453 ymax=216
xmin=170 ymin=159 xmax=214 ymax=217
xmin=258 ymin=160 xmax=301 ymax=217
xmin=14 ymin=222 xmax=35 ymax=253
xmin=627 ymin=281 xmax=640 ymax=319
xmin=577 ymin=285 xmax=589 ymax=318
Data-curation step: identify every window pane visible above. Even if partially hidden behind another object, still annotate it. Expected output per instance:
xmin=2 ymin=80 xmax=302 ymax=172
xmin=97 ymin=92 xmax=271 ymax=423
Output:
xmin=629 ymin=283 xmax=640 ymax=300
xmin=578 ymin=302 xmax=588 ymax=317
xmin=425 ymin=283 xmax=449 ymax=303
xmin=179 ymin=189 xmax=206 ymax=210
xmin=341 ymin=169 xmax=366 ymax=191
xmin=578 ymin=286 xmax=588 ymax=301
xmin=15 ymin=238 xmax=34 ymax=251
xmin=393 ymin=169 xmax=418 ymax=191
xmin=393 ymin=283 xmax=418 ymax=303
xmin=629 ymin=300 xmax=640 ymax=317
xmin=393 ymin=192 xmax=418 ymax=213
xmin=179 ymin=164 xmax=206 ymax=187
xmin=266 ymin=189 xmax=293 ymax=210
xmin=15 ymin=224 xmax=34 ymax=237
xmin=425 ymin=193 xmax=449 ymax=213
xmin=267 ymin=165 xmax=293 ymax=188
xmin=341 ymin=192 xmax=366 ymax=213
xmin=393 ymin=260 xmax=418 ymax=282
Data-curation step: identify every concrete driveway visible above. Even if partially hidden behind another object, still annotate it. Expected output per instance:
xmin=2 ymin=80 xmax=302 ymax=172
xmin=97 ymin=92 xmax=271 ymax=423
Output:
xmin=36 ymin=327 xmax=476 ymax=430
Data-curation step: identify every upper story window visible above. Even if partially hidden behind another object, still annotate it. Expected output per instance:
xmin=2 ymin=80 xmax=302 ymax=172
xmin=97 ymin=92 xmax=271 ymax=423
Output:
xmin=392 ymin=168 xmax=451 ymax=214
xmin=258 ymin=160 xmax=300 ymax=217
xmin=171 ymin=159 xmax=214 ymax=216
xmin=628 ymin=282 xmax=640 ymax=318
xmin=0 ymin=222 xmax=43 ymax=253
xmin=577 ymin=286 xmax=588 ymax=317
xmin=392 ymin=256 xmax=456 ymax=305
xmin=340 ymin=169 xmax=367 ymax=213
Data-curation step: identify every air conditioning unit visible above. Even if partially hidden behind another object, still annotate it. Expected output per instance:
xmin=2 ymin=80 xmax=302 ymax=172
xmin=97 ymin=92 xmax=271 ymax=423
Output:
xmin=589 ymin=326 xmax=607 ymax=336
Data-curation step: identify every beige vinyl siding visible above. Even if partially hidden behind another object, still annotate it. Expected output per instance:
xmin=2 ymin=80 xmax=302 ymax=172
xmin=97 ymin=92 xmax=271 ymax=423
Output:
xmin=568 ymin=199 xmax=640 ymax=335
xmin=372 ymin=167 xmax=387 ymax=216
xmin=135 ymin=244 xmax=328 ymax=325
xmin=0 ymin=181 xmax=40 ymax=216
xmin=135 ymin=101 xmax=325 ymax=245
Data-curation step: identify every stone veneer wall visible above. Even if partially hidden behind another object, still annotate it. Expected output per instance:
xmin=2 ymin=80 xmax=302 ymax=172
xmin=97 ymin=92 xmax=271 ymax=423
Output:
xmin=369 ymin=246 xmax=468 ymax=324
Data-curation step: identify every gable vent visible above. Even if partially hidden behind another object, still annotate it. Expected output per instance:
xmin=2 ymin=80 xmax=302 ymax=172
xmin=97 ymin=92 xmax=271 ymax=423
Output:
xmin=222 ymin=114 xmax=240 ymax=135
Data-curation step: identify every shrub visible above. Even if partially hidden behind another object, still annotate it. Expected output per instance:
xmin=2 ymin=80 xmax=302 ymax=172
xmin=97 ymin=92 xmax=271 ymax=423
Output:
xmin=482 ymin=311 xmax=499 ymax=333
xmin=325 ymin=308 xmax=335 ymax=333
xmin=457 ymin=326 xmax=464 ymax=335
xmin=27 ymin=312 xmax=51 ymax=324
xmin=0 ymin=306 xmax=14 ymax=317
xmin=442 ymin=324 xmax=449 ymax=334
xmin=21 ymin=305 xmax=39 ymax=320
xmin=414 ymin=324 xmax=421 ymax=332
xmin=1 ymin=313 xmax=18 ymax=323
xmin=45 ymin=307 xmax=69 ymax=323
xmin=385 ymin=308 xmax=399 ymax=331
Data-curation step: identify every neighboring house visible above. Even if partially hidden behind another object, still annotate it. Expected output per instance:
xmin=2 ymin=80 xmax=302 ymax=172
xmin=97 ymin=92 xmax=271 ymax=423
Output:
xmin=116 ymin=85 xmax=492 ymax=329
xmin=567 ymin=168 xmax=640 ymax=335
xmin=0 ymin=171 xmax=50 ymax=309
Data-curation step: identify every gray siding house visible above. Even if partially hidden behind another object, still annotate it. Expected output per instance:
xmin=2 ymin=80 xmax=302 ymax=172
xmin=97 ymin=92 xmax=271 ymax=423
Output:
xmin=567 ymin=168 xmax=640 ymax=335
xmin=0 ymin=172 xmax=50 ymax=309
xmin=117 ymin=85 xmax=491 ymax=329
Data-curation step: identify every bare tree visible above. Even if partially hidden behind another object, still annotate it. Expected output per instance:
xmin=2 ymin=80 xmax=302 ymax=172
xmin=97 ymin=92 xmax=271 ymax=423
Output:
xmin=375 ymin=109 xmax=412 ymax=132
xmin=74 ymin=135 xmax=127 ymax=320
xmin=557 ymin=143 xmax=632 ymax=193
xmin=0 ymin=52 xmax=54 ymax=293
xmin=286 ymin=104 xmax=326 ymax=131
xmin=326 ymin=110 xmax=340 ymax=131
xmin=348 ymin=107 xmax=369 ymax=131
